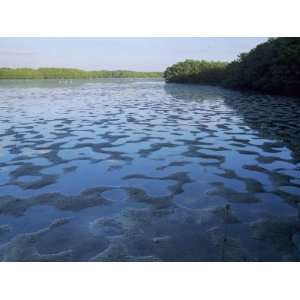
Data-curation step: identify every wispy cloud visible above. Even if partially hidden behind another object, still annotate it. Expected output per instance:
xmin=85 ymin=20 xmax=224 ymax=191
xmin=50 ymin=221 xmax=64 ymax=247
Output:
xmin=0 ymin=50 xmax=36 ymax=56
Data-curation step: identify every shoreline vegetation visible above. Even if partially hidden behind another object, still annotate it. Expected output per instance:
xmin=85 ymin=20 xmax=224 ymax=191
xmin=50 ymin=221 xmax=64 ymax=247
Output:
xmin=1 ymin=38 xmax=299 ymax=97
xmin=164 ymin=38 xmax=300 ymax=97
xmin=0 ymin=68 xmax=162 ymax=79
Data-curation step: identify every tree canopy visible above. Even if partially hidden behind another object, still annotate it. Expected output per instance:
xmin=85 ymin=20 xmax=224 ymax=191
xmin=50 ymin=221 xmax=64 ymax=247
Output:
xmin=223 ymin=38 xmax=300 ymax=96
xmin=164 ymin=38 xmax=300 ymax=97
xmin=164 ymin=60 xmax=227 ymax=85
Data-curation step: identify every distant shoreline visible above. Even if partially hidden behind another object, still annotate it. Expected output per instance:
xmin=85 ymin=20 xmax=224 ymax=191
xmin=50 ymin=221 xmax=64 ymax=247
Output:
xmin=0 ymin=67 xmax=162 ymax=79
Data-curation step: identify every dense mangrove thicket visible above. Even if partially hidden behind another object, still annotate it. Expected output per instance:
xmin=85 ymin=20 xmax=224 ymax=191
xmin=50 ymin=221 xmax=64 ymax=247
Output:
xmin=164 ymin=38 xmax=300 ymax=97
xmin=223 ymin=38 xmax=300 ymax=96
xmin=164 ymin=60 xmax=227 ymax=85
xmin=0 ymin=68 xmax=162 ymax=79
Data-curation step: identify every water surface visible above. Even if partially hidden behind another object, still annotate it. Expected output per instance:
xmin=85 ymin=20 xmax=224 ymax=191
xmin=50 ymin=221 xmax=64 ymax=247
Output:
xmin=0 ymin=78 xmax=300 ymax=261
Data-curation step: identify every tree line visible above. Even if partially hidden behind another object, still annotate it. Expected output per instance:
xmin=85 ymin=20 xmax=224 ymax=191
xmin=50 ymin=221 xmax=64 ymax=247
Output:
xmin=164 ymin=38 xmax=300 ymax=97
xmin=0 ymin=68 xmax=162 ymax=79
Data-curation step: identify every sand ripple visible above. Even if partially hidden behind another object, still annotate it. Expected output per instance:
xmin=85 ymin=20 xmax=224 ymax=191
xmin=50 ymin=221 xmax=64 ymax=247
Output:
xmin=0 ymin=79 xmax=299 ymax=261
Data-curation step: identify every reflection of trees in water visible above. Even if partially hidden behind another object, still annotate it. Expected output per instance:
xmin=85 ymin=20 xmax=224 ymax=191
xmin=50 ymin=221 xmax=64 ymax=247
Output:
xmin=163 ymin=83 xmax=226 ymax=102
xmin=0 ymin=79 xmax=88 ymax=89
xmin=223 ymin=93 xmax=300 ymax=163
xmin=0 ymin=78 xmax=158 ymax=89
xmin=164 ymin=83 xmax=300 ymax=162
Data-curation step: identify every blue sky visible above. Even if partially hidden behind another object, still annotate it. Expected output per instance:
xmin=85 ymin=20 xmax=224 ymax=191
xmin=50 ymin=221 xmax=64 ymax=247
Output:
xmin=0 ymin=38 xmax=268 ymax=71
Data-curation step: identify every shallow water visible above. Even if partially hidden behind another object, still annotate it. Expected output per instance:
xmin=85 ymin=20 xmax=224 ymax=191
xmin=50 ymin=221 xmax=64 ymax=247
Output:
xmin=0 ymin=78 xmax=300 ymax=261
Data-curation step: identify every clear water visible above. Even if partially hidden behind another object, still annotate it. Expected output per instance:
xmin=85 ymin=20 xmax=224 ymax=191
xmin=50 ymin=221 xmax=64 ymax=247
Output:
xmin=0 ymin=78 xmax=300 ymax=261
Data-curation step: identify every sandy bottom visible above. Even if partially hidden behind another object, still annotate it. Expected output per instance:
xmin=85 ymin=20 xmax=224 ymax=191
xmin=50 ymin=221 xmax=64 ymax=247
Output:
xmin=0 ymin=79 xmax=300 ymax=261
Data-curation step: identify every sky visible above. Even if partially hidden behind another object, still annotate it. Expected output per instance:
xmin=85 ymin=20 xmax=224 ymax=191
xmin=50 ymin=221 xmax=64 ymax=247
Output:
xmin=0 ymin=38 xmax=268 ymax=71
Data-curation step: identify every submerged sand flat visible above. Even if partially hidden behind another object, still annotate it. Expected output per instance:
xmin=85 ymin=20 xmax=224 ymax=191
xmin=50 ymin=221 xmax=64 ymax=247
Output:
xmin=0 ymin=78 xmax=300 ymax=261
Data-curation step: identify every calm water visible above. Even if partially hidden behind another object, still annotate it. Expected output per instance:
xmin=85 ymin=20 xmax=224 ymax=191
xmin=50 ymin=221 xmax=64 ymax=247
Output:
xmin=0 ymin=78 xmax=300 ymax=261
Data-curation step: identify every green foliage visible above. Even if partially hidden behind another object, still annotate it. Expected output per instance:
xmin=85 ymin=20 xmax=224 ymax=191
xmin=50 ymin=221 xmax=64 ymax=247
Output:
xmin=0 ymin=68 xmax=162 ymax=79
xmin=164 ymin=60 xmax=227 ymax=85
xmin=222 ymin=38 xmax=300 ymax=96
xmin=164 ymin=38 xmax=300 ymax=97
xmin=0 ymin=68 xmax=44 ymax=79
